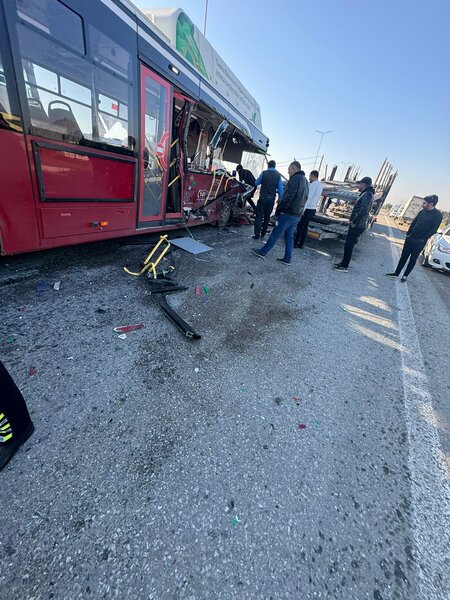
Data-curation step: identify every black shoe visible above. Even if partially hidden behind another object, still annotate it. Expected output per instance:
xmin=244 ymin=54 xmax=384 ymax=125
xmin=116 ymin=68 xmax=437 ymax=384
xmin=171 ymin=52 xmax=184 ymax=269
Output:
xmin=400 ymin=276 xmax=407 ymax=283
xmin=0 ymin=421 xmax=34 ymax=471
xmin=333 ymin=263 xmax=348 ymax=272
xmin=386 ymin=272 xmax=398 ymax=278
xmin=252 ymin=235 xmax=260 ymax=240
xmin=252 ymin=249 xmax=265 ymax=259
xmin=277 ymin=258 xmax=291 ymax=265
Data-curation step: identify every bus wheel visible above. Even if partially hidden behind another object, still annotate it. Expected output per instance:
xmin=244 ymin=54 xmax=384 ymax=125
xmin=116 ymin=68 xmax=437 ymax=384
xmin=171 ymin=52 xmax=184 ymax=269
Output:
xmin=218 ymin=202 xmax=231 ymax=227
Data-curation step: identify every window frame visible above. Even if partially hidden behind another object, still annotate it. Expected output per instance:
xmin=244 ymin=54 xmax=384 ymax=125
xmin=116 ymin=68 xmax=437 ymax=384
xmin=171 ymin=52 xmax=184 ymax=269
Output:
xmin=0 ymin=1 xmax=23 ymax=132
xmin=16 ymin=0 xmax=87 ymax=58
xmin=8 ymin=0 xmax=137 ymax=156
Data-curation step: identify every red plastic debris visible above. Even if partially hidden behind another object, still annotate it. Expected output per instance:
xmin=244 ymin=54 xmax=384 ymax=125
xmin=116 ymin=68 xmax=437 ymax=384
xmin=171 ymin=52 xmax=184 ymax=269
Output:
xmin=195 ymin=284 xmax=201 ymax=296
xmin=298 ymin=423 xmax=306 ymax=430
xmin=113 ymin=324 xmax=144 ymax=333
xmin=293 ymin=395 xmax=301 ymax=404
xmin=28 ymin=368 xmax=37 ymax=376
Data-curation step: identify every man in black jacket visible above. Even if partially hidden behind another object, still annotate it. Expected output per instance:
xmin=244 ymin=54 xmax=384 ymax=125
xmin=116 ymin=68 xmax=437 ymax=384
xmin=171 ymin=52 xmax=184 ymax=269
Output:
xmin=386 ymin=195 xmax=442 ymax=282
xmin=334 ymin=176 xmax=375 ymax=272
xmin=236 ymin=164 xmax=257 ymax=212
xmin=252 ymin=160 xmax=284 ymax=239
xmin=252 ymin=161 xmax=308 ymax=264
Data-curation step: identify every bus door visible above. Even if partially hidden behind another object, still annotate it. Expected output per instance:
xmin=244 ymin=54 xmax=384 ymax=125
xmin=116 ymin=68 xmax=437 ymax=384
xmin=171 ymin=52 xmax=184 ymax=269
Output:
xmin=139 ymin=66 xmax=171 ymax=227
xmin=165 ymin=92 xmax=194 ymax=222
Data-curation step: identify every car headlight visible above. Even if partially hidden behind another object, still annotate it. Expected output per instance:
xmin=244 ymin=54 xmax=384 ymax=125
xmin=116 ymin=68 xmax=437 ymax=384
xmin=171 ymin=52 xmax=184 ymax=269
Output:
xmin=437 ymin=243 xmax=450 ymax=254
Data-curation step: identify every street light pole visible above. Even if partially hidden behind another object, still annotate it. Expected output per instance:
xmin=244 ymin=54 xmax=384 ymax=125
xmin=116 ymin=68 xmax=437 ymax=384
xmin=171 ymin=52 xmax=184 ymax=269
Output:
xmin=203 ymin=0 xmax=208 ymax=36
xmin=314 ymin=130 xmax=331 ymax=169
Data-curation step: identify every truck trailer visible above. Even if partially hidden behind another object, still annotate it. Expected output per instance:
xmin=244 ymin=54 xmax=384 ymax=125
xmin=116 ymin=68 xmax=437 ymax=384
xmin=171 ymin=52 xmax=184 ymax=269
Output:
xmin=396 ymin=196 xmax=424 ymax=224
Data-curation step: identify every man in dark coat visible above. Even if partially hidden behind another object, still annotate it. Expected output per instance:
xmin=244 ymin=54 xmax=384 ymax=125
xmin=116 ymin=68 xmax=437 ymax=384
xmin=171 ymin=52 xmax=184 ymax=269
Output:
xmin=334 ymin=176 xmax=375 ymax=272
xmin=386 ymin=195 xmax=442 ymax=282
xmin=236 ymin=164 xmax=257 ymax=212
xmin=252 ymin=161 xmax=308 ymax=265
xmin=252 ymin=160 xmax=284 ymax=239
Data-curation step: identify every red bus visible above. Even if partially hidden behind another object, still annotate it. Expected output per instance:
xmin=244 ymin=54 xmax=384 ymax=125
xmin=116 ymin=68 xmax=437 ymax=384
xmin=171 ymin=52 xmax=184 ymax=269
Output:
xmin=0 ymin=0 xmax=268 ymax=254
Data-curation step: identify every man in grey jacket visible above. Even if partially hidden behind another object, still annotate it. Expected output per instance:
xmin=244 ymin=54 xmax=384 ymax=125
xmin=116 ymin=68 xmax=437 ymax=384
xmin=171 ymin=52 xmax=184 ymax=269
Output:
xmin=252 ymin=161 xmax=308 ymax=265
xmin=334 ymin=176 xmax=374 ymax=272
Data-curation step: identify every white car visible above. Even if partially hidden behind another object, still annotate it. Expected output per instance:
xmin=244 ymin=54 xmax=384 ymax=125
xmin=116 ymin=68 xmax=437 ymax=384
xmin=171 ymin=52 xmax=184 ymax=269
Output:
xmin=422 ymin=225 xmax=450 ymax=273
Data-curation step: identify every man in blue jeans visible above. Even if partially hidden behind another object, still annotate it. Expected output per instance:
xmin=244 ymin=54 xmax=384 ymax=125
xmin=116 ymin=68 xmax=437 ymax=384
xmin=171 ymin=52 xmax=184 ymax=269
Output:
xmin=252 ymin=161 xmax=308 ymax=264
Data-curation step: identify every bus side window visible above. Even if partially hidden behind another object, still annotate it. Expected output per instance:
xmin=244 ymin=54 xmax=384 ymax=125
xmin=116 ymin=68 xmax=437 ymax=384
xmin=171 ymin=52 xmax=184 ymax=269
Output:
xmin=15 ymin=1 xmax=134 ymax=152
xmin=0 ymin=47 xmax=22 ymax=132
xmin=17 ymin=0 xmax=85 ymax=55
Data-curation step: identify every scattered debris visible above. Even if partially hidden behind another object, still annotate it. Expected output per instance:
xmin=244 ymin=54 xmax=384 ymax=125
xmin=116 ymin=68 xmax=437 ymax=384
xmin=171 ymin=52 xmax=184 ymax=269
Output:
xmin=124 ymin=235 xmax=173 ymax=278
xmin=53 ymin=281 xmax=61 ymax=291
xmin=170 ymin=237 xmax=213 ymax=254
xmin=293 ymin=396 xmax=301 ymax=404
xmin=274 ymin=397 xmax=283 ymax=405
xmin=17 ymin=306 xmax=25 ymax=312
xmin=117 ymin=333 xmax=127 ymax=340
xmin=231 ymin=516 xmax=241 ymax=526
xmin=202 ymin=285 xmax=209 ymax=294
xmin=67 ymin=356 xmax=74 ymax=360
xmin=6 ymin=336 xmax=14 ymax=343
xmin=247 ymin=271 xmax=254 ymax=277
xmin=194 ymin=367 xmax=200 ymax=373
xmin=298 ymin=423 xmax=307 ymax=430
xmin=28 ymin=368 xmax=37 ymax=376
xmin=96 ymin=308 xmax=107 ymax=314
xmin=250 ymin=283 xmax=254 ymax=289
xmin=36 ymin=282 xmax=52 ymax=292
xmin=156 ymin=294 xmax=201 ymax=340
xmin=195 ymin=284 xmax=201 ymax=296
xmin=113 ymin=324 xmax=144 ymax=333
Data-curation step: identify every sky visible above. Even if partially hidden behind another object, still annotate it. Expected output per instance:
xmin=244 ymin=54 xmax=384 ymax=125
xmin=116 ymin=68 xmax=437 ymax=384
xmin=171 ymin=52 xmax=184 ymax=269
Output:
xmin=133 ymin=0 xmax=450 ymax=210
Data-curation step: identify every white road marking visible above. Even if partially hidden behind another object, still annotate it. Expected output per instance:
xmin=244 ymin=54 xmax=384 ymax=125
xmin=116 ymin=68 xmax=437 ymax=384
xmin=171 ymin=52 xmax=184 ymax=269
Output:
xmin=385 ymin=216 xmax=450 ymax=599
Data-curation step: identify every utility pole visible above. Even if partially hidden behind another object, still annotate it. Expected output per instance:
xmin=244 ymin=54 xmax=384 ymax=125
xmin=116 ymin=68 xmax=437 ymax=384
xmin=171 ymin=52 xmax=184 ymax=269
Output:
xmin=203 ymin=0 xmax=208 ymax=36
xmin=313 ymin=130 xmax=331 ymax=169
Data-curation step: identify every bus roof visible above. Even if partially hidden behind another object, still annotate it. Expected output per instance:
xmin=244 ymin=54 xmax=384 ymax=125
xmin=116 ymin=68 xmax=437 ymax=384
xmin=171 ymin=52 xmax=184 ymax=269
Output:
xmin=100 ymin=0 xmax=268 ymax=154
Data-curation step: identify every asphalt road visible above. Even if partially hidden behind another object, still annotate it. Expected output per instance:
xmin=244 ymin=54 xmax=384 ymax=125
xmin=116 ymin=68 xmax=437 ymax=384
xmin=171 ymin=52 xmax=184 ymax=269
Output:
xmin=1 ymin=214 xmax=449 ymax=600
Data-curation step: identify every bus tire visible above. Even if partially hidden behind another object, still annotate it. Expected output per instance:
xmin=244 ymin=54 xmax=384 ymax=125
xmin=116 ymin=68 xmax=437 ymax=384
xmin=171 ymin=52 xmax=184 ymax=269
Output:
xmin=218 ymin=202 xmax=231 ymax=227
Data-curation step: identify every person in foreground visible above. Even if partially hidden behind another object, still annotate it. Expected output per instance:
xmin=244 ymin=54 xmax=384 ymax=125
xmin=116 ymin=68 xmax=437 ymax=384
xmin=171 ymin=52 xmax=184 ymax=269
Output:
xmin=334 ymin=176 xmax=375 ymax=272
xmin=252 ymin=161 xmax=308 ymax=265
xmin=386 ymin=195 xmax=442 ymax=282
xmin=0 ymin=360 xmax=34 ymax=471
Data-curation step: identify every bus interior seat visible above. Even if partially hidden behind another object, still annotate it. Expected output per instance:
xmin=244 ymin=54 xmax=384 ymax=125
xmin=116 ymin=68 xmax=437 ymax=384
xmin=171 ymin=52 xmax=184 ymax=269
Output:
xmin=48 ymin=100 xmax=83 ymax=142
xmin=28 ymin=98 xmax=50 ymax=124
